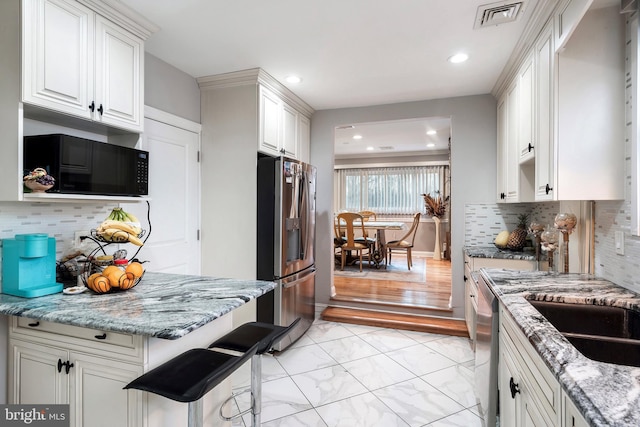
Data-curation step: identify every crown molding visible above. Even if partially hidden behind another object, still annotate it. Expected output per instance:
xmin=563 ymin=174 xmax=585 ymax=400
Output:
xmin=77 ymin=0 xmax=159 ymax=39
xmin=197 ymin=68 xmax=314 ymax=117
xmin=491 ymin=0 xmax=559 ymax=98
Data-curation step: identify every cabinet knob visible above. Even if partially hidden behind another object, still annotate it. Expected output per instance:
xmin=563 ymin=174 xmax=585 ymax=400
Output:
xmin=94 ymin=333 xmax=107 ymax=340
xmin=545 ymin=183 xmax=553 ymax=195
xmin=27 ymin=321 xmax=40 ymax=327
xmin=89 ymin=101 xmax=95 ymax=112
xmin=97 ymin=104 xmax=104 ymax=115
xmin=500 ymin=192 xmax=506 ymax=200
xmin=464 ymin=275 xmax=468 ymax=282
xmin=528 ymin=143 xmax=534 ymax=152
xmin=509 ymin=377 xmax=521 ymax=399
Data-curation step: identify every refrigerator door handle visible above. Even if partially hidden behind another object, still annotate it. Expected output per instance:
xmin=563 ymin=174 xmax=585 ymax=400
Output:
xmin=281 ymin=267 xmax=316 ymax=288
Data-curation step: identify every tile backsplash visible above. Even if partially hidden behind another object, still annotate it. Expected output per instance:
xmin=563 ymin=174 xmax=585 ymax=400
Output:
xmin=464 ymin=202 xmax=560 ymax=247
xmin=0 ymin=202 xmax=116 ymax=281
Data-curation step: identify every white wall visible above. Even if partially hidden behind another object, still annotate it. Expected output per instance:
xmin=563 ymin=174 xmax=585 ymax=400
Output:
xmin=310 ymin=94 xmax=497 ymax=318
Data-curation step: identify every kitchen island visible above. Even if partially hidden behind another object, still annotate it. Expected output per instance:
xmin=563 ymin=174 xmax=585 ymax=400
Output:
xmin=0 ymin=271 xmax=277 ymax=427
xmin=483 ymin=269 xmax=640 ymax=426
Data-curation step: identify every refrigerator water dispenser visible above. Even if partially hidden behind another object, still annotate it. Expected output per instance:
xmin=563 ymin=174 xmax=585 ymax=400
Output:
xmin=2 ymin=233 xmax=63 ymax=297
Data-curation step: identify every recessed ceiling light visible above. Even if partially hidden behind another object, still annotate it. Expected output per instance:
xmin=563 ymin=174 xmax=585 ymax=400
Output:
xmin=366 ymin=146 xmax=374 ymax=151
xmin=426 ymin=130 xmax=437 ymax=135
xmin=427 ymin=143 xmax=436 ymax=148
xmin=285 ymin=75 xmax=302 ymax=84
xmin=353 ymin=134 xmax=363 ymax=140
xmin=448 ymin=53 xmax=469 ymax=64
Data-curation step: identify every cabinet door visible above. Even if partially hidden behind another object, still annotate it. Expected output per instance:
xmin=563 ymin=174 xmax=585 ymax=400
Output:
xmin=298 ymin=114 xmax=311 ymax=163
xmin=535 ymin=24 xmax=555 ymax=201
xmin=523 ymin=389 xmax=554 ymax=427
xmin=94 ymin=15 xmax=143 ymax=132
xmin=259 ymin=85 xmax=282 ymax=156
xmin=9 ymin=339 xmax=69 ymax=404
xmin=70 ymin=352 xmax=143 ymax=427
xmin=22 ymin=0 xmax=94 ymax=118
xmin=499 ymin=341 xmax=521 ymax=427
xmin=281 ymin=102 xmax=298 ymax=158
xmin=505 ymin=80 xmax=520 ymax=202
xmin=497 ymin=94 xmax=508 ymax=202
xmin=563 ymin=392 xmax=589 ymax=427
xmin=518 ymin=54 xmax=535 ymax=162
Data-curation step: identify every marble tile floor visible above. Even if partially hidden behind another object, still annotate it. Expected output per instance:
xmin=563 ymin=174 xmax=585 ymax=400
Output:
xmin=226 ymin=318 xmax=483 ymax=427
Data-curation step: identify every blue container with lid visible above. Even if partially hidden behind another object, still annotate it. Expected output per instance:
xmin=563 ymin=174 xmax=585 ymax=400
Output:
xmin=2 ymin=233 xmax=63 ymax=298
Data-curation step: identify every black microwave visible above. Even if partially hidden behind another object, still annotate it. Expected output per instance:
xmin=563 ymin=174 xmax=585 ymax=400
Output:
xmin=24 ymin=134 xmax=149 ymax=197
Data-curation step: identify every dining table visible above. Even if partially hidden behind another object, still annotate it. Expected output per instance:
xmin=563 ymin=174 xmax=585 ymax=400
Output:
xmin=336 ymin=219 xmax=407 ymax=268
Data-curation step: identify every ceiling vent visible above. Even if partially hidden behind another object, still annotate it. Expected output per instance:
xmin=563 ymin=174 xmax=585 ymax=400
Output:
xmin=474 ymin=1 xmax=525 ymax=29
xmin=379 ymin=146 xmax=395 ymax=151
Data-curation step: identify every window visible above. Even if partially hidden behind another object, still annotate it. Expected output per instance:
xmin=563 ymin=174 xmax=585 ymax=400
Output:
xmin=334 ymin=165 xmax=449 ymax=215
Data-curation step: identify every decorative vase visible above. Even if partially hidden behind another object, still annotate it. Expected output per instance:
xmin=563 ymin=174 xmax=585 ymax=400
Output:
xmin=433 ymin=216 xmax=442 ymax=261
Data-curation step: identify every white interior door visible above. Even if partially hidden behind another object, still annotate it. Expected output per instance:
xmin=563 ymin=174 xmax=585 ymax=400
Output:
xmin=125 ymin=112 xmax=201 ymax=274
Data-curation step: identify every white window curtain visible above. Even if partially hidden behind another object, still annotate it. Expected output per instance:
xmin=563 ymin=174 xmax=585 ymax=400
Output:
xmin=334 ymin=165 xmax=449 ymax=215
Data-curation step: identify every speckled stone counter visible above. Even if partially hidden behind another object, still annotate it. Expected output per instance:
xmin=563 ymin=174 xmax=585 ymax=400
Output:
xmin=0 ymin=272 xmax=276 ymax=339
xmin=481 ymin=269 xmax=640 ymax=426
xmin=464 ymin=245 xmax=538 ymax=260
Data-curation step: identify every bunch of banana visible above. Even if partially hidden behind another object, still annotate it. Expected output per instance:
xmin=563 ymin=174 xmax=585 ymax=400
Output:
xmin=96 ymin=208 xmax=144 ymax=246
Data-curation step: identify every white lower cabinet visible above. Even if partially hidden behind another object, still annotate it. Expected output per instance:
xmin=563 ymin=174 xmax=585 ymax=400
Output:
xmin=562 ymin=391 xmax=589 ymax=427
xmin=500 ymin=304 xmax=560 ymax=426
xmin=499 ymin=305 xmax=589 ymax=427
xmin=8 ymin=319 xmax=143 ymax=427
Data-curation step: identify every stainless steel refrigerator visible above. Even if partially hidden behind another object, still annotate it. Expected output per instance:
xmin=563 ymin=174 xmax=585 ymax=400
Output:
xmin=256 ymin=154 xmax=316 ymax=351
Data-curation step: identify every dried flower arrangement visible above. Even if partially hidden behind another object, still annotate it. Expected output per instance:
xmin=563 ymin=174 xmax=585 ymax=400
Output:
xmin=422 ymin=193 xmax=449 ymax=218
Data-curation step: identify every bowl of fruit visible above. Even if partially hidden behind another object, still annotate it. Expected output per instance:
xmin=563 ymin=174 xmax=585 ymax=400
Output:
xmin=23 ymin=168 xmax=55 ymax=192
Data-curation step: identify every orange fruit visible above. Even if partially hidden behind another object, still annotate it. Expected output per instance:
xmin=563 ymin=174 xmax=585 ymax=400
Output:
xmin=120 ymin=273 xmax=136 ymax=290
xmin=102 ymin=265 xmax=120 ymax=277
xmin=92 ymin=276 xmax=111 ymax=293
xmin=125 ymin=262 xmax=144 ymax=279
xmin=106 ymin=269 xmax=125 ymax=288
xmin=87 ymin=273 xmax=101 ymax=288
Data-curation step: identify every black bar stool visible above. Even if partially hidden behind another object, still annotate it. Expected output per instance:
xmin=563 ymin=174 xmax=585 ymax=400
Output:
xmin=210 ymin=318 xmax=301 ymax=427
xmin=124 ymin=343 xmax=259 ymax=427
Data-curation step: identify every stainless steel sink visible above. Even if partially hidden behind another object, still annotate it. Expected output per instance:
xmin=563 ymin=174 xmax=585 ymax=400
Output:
xmin=528 ymin=300 xmax=640 ymax=367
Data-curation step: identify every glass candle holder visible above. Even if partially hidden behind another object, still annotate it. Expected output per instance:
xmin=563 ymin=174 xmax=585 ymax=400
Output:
xmin=540 ymin=227 xmax=559 ymax=272
xmin=554 ymin=213 xmax=577 ymax=273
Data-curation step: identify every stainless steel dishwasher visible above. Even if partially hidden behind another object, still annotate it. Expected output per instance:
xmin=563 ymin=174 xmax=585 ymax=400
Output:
xmin=475 ymin=270 xmax=499 ymax=427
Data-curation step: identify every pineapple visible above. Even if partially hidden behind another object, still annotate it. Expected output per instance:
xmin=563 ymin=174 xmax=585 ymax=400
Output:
xmin=507 ymin=213 xmax=529 ymax=251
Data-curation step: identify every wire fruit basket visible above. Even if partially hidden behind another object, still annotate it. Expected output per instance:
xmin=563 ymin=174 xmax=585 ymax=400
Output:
xmin=80 ymin=238 xmax=145 ymax=294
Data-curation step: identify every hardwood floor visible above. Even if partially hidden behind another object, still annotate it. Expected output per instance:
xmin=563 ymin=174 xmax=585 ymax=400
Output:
xmin=332 ymin=255 xmax=452 ymax=311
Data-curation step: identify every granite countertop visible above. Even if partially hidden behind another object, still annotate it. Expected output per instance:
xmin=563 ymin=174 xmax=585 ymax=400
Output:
xmin=464 ymin=245 xmax=538 ymax=261
xmin=481 ymin=269 xmax=640 ymax=426
xmin=0 ymin=272 xmax=276 ymax=340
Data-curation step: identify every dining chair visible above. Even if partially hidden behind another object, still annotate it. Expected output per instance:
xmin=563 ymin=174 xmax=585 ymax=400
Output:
xmin=358 ymin=210 xmax=377 ymax=221
xmin=336 ymin=212 xmax=372 ymax=271
xmin=386 ymin=213 xmax=421 ymax=270
xmin=357 ymin=210 xmax=378 ymax=250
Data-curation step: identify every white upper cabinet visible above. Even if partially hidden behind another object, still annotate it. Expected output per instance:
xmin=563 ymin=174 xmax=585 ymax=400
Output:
xmin=259 ymin=85 xmax=282 ymax=155
xmin=496 ymin=2 xmax=624 ymax=202
xmin=534 ymin=23 xmax=555 ymax=201
xmin=93 ymin=15 xmax=143 ymax=131
xmin=22 ymin=0 xmax=94 ymax=119
xmin=297 ymin=114 xmax=311 ymax=163
xmin=517 ymin=53 xmax=534 ymax=163
xmin=22 ymin=0 xmax=144 ymax=132
xmin=259 ymin=83 xmax=309 ymax=160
